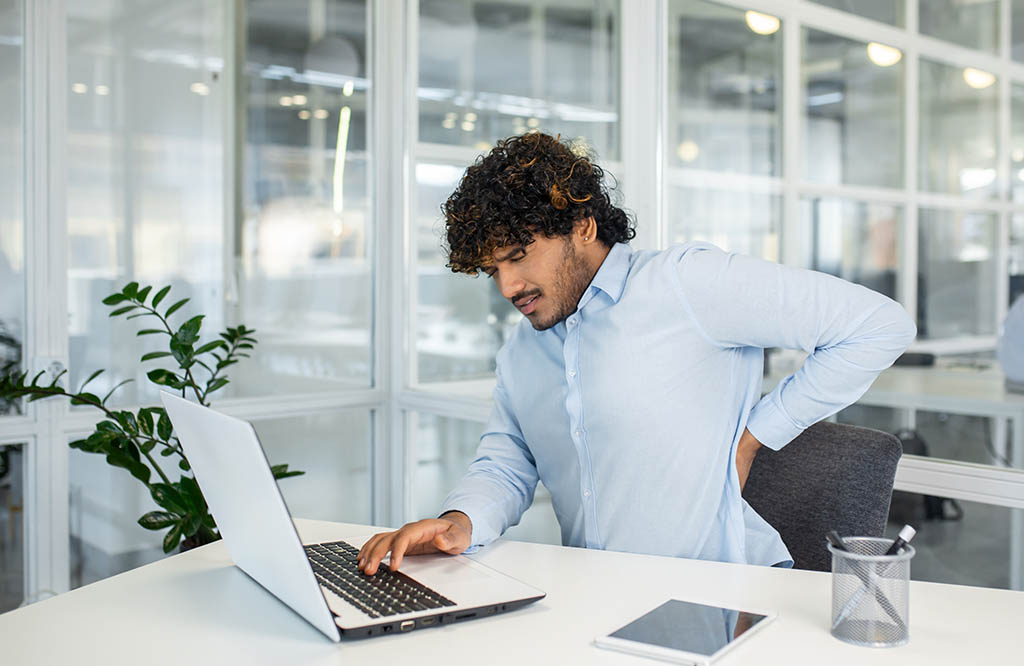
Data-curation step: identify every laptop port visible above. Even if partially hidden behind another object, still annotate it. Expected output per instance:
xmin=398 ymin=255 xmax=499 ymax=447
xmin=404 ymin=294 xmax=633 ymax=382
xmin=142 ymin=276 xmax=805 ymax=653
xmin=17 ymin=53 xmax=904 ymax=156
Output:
xmin=400 ymin=620 xmax=415 ymax=632
xmin=419 ymin=617 xmax=437 ymax=626
xmin=382 ymin=625 xmax=393 ymax=633
xmin=455 ymin=611 xmax=477 ymax=621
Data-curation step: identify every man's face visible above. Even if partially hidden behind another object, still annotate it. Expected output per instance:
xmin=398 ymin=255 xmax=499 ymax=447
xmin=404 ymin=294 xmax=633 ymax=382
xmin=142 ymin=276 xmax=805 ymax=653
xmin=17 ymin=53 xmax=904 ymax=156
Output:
xmin=481 ymin=234 xmax=592 ymax=331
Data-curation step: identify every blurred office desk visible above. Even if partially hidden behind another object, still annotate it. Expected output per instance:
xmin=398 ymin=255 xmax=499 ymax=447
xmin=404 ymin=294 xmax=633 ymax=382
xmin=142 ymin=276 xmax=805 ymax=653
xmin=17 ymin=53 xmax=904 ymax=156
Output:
xmin=767 ymin=362 xmax=1024 ymax=589
xmin=3 ymin=519 xmax=1023 ymax=665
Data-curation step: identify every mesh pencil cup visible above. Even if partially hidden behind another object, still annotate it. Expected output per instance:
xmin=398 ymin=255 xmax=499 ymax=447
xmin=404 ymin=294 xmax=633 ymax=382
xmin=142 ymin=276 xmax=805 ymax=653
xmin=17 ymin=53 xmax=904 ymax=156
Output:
xmin=826 ymin=537 xmax=915 ymax=648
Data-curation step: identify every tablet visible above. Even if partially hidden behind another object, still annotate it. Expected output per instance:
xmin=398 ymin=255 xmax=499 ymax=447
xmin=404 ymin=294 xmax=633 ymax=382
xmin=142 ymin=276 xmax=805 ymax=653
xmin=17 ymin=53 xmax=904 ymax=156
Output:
xmin=593 ymin=599 xmax=776 ymax=665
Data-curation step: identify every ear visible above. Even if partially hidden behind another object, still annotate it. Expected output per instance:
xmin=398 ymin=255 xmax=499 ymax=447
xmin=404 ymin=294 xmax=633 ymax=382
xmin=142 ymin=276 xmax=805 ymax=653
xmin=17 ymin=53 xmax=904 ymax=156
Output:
xmin=575 ymin=216 xmax=597 ymax=244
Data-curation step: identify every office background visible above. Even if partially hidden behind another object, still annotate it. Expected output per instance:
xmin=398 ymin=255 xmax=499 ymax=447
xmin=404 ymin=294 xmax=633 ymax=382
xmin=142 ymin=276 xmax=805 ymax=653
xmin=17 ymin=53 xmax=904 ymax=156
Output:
xmin=1 ymin=0 xmax=1023 ymax=611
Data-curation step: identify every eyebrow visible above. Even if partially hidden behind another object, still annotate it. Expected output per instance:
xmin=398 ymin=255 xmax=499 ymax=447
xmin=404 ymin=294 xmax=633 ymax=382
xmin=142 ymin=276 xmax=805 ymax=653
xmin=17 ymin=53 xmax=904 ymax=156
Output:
xmin=492 ymin=246 xmax=526 ymax=263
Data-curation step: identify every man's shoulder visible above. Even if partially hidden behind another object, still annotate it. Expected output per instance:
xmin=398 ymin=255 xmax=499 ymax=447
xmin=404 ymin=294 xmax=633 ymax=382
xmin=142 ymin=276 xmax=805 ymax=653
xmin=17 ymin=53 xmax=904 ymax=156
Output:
xmin=622 ymin=241 xmax=725 ymax=285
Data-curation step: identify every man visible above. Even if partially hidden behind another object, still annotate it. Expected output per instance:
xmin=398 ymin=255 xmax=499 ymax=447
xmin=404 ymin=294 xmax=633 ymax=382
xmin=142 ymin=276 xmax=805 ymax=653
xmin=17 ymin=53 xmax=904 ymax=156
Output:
xmin=358 ymin=132 xmax=915 ymax=575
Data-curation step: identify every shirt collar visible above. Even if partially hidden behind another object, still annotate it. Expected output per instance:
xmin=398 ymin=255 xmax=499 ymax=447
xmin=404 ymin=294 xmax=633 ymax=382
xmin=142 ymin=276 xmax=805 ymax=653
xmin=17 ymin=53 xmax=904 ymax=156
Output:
xmin=587 ymin=242 xmax=632 ymax=305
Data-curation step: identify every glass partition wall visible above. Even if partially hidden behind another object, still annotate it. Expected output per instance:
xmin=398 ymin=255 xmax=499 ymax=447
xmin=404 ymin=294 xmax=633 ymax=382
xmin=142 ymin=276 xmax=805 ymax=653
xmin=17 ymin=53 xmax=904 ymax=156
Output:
xmin=60 ymin=0 xmax=380 ymax=592
xmin=8 ymin=0 xmax=1024 ymax=605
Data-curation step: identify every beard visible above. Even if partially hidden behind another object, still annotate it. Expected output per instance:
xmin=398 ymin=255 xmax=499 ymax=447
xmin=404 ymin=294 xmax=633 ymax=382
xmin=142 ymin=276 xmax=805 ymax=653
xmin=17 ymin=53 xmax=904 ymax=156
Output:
xmin=529 ymin=239 xmax=594 ymax=331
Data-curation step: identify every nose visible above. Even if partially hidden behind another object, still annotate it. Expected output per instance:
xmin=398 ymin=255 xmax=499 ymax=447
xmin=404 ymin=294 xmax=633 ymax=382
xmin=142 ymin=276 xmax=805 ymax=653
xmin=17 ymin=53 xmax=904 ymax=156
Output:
xmin=495 ymin=268 xmax=525 ymax=300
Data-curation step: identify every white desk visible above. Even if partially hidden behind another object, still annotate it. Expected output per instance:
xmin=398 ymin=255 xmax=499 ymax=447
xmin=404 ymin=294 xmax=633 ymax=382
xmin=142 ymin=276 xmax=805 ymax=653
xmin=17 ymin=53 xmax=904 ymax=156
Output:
xmin=3 ymin=519 xmax=1023 ymax=665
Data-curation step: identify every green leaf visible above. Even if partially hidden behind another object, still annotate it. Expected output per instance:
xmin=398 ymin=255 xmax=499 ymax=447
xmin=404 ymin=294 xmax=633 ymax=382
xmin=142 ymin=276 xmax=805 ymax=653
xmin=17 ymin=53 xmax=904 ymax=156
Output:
xmin=123 ymin=281 xmax=139 ymax=298
xmin=150 ymin=483 xmax=187 ymax=513
xmin=169 ymin=339 xmax=193 ymax=366
xmin=205 ymin=377 xmax=229 ymax=394
xmin=101 ymin=379 xmax=134 ymax=404
xmin=138 ymin=408 xmax=154 ymax=436
xmin=237 ymin=343 xmax=254 ymax=350
xmin=163 ymin=521 xmax=184 ymax=554
xmin=96 ymin=420 xmax=121 ymax=433
xmin=157 ymin=412 xmax=173 ymax=441
xmin=184 ymin=513 xmax=202 ymax=537
xmin=136 ymin=285 xmax=152 ymax=303
xmin=271 ymin=464 xmax=305 ymax=480
xmin=140 ymin=351 xmax=172 ymax=362
xmin=102 ymin=293 xmax=129 ymax=306
xmin=147 ymin=369 xmax=184 ymax=390
xmin=194 ymin=340 xmax=226 ymax=355
xmin=179 ymin=459 xmax=191 ymax=471
xmin=79 ymin=369 xmax=104 ymax=392
xmin=109 ymin=306 xmax=137 ymax=317
xmin=116 ymin=410 xmax=139 ymax=434
xmin=138 ymin=511 xmax=178 ymax=530
xmin=137 ymin=329 xmax=168 ymax=336
xmin=151 ymin=285 xmax=171 ymax=309
xmin=126 ymin=312 xmax=155 ymax=320
xmin=160 ymin=448 xmax=175 ymax=457
xmin=164 ymin=298 xmax=190 ymax=318
xmin=178 ymin=476 xmax=206 ymax=514
xmin=69 ymin=392 xmax=101 ymax=406
xmin=127 ymin=459 xmax=151 ymax=484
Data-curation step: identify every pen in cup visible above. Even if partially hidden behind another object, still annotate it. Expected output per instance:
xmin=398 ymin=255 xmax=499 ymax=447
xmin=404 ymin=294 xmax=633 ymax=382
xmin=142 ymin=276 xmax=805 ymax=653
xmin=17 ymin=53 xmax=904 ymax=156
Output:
xmin=828 ymin=527 xmax=915 ymax=632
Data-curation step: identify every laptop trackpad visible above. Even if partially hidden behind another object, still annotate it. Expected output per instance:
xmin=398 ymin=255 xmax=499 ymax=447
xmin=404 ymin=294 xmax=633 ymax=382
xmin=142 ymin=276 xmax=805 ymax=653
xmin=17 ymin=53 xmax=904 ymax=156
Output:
xmin=397 ymin=555 xmax=496 ymax=598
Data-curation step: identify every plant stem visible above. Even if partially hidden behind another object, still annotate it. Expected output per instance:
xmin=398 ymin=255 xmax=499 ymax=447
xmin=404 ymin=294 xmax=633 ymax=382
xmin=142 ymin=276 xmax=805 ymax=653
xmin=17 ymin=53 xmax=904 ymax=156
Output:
xmin=18 ymin=385 xmax=175 ymax=487
xmin=133 ymin=301 xmax=206 ymax=404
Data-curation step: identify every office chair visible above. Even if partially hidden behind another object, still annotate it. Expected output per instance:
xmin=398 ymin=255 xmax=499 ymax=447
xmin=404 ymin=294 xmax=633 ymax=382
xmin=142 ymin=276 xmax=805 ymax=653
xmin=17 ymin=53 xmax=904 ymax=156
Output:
xmin=742 ymin=421 xmax=902 ymax=572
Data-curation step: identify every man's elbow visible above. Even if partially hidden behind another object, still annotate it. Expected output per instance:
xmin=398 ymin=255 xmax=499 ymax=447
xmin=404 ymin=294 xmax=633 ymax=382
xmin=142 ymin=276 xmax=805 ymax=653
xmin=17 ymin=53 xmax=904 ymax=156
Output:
xmin=885 ymin=301 xmax=917 ymax=354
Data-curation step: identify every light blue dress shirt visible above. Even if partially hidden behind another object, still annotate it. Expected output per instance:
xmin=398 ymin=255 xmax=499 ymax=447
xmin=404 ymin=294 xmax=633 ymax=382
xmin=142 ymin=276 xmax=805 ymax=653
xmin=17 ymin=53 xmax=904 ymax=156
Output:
xmin=440 ymin=242 xmax=916 ymax=567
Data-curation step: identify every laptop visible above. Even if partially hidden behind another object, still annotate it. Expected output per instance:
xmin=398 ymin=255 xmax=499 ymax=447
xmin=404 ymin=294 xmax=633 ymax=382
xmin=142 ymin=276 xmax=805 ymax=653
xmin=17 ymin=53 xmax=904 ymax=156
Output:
xmin=160 ymin=391 xmax=545 ymax=642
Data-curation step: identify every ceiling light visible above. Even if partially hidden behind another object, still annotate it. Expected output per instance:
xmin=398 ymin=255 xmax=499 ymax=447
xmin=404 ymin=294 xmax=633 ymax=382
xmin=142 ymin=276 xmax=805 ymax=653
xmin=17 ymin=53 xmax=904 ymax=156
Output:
xmin=442 ymin=118 xmax=456 ymax=129
xmin=677 ymin=140 xmax=700 ymax=163
xmin=71 ymin=83 xmax=88 ymax=94
xmin=279 ymin=96 xmax=293 ymax=106
xmin=745 ymin=10 xmax=780 ymax=36
xmin=343 ymin=80 xmax=354 ymax=97
xmin=866 ymin=42 xmax=902 ymax=67
xmin=464 ymin=112 xmax=478 ymax=122
xmin=461 ymin=120 xmax=474 ymax=132
xmin=313 ymin=108 xmax=329 ymax=119
xmin=190 ymin=82 xmax=209 ymax=96
xmin=298 ymin=110 xmax=311 ymax=120
xmin=963 ymin=67 xmax=995 ymax=89
xmin=94 ymin=85 xmax=110 ymax=96
xmin=292 ymin=94 xmax=307 ymax=105
xmin=1013 ymin=149 xmax=1024 ymax=163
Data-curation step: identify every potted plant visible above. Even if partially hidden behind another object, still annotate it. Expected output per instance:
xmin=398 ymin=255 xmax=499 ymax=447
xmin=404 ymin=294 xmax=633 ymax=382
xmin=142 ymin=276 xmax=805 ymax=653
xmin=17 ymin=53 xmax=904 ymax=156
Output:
xmin=0 ymin=282 xmax=303 ymax=553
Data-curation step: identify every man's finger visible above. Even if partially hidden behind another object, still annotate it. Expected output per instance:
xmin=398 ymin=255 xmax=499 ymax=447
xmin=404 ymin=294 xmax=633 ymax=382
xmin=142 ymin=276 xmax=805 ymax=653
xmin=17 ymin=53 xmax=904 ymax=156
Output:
xmin=358 ymin=533 xmax=389 ymax=571
xmin=364 ymin=533 xmax=398 ymax=575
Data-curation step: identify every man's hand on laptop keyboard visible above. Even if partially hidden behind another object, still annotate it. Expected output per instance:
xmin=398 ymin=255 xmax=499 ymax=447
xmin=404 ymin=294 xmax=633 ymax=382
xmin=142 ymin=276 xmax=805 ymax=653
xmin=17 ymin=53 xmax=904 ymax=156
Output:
xmin=357 ymin=512 xmax=472 ymax=576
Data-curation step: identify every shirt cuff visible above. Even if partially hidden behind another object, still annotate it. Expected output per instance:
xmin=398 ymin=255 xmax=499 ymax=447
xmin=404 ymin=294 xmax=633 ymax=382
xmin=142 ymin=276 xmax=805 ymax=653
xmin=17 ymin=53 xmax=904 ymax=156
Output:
xmin=746 ymin=388 xmax=806 ymax=451
xmin=438 ymin=499 xmax=498 ymax=551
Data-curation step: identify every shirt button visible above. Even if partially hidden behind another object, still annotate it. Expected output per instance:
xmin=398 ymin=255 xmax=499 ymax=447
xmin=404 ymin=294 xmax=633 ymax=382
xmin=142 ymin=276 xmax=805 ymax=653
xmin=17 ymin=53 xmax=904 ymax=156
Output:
xmin=568 ymin=317 xmax=577 ymax=326
xmin=574 ymin=430 xmax=581 ymax=437
xmin=568 ymin=370 xmax=576 ymax=377
xmin=583 ymin=489 xmax=591 ymax=498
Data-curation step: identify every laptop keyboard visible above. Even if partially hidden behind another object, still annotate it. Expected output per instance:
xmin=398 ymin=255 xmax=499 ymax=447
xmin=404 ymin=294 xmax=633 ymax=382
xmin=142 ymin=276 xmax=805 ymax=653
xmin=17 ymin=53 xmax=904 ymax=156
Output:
xmin=305 ymin=540 xmax=456 ymax=619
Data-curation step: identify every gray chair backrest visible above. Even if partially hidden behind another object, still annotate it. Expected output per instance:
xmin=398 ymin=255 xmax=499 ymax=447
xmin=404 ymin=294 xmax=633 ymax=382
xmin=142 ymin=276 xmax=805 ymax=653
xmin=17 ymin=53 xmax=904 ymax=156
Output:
xmin=742 ymin=421 xmax=902 ymax=571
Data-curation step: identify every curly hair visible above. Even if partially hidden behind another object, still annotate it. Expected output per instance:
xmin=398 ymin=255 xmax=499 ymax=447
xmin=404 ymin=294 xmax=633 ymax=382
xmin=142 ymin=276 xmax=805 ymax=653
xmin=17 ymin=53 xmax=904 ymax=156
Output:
xmin=442 ymin=132 xmax=635 ymax=274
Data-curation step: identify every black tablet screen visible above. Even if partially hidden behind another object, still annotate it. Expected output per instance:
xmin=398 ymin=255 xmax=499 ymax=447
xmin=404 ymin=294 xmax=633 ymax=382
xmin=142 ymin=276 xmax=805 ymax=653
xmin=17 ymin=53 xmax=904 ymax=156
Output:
xmin=608 ymin=599 xmax=768 ymax=657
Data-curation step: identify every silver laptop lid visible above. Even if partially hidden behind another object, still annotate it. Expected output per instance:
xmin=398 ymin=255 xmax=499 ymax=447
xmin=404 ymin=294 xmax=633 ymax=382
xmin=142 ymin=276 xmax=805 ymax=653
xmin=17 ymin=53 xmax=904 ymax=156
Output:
xmin=160 ymin=391 xmax=340 ymax=641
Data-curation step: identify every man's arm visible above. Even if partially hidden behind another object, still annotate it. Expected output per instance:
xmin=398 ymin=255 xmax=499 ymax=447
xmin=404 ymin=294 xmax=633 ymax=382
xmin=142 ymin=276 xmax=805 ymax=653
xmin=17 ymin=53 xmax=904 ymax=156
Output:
xmin=359 ymin=364 xmax=539 ymax=574
xmin=674 ymin=244 xmax=916 ymax=452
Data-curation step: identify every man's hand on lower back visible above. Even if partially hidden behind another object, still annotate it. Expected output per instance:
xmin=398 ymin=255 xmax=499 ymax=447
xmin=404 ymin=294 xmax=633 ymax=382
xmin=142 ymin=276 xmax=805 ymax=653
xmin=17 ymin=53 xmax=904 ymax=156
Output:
xmin=735 ymin=428 xmax=763 ymax=491
xmin=357 ymin=511 xmax=472 ymax=575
